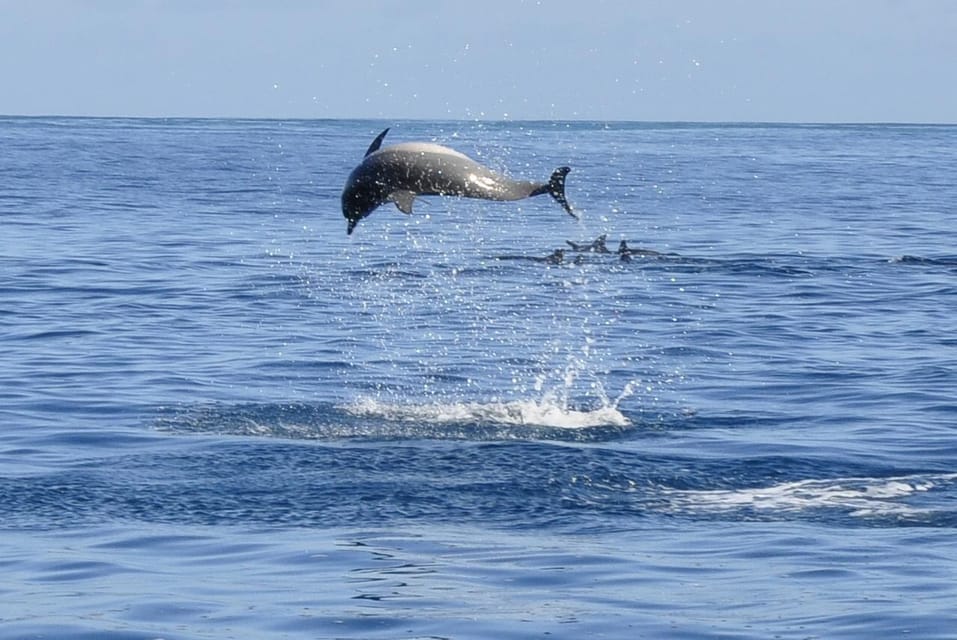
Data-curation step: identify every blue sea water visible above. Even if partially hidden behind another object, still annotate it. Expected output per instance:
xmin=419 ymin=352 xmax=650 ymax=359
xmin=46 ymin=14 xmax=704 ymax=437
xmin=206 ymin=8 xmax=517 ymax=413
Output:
xmin=2 ymin=116 xmax=957 ymax=639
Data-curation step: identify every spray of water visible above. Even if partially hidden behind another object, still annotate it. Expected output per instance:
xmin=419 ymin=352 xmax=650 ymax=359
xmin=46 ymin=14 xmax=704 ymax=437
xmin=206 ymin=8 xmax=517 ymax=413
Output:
xmin=342 ymin=331 xmax=640 ymax=429
xmin=297 ymin=126 xmax=675 ymax=431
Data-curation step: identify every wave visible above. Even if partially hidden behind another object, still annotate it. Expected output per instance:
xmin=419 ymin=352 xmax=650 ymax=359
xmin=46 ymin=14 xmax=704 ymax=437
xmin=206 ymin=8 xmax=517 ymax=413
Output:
xmin=660 ymin=472 xmax=957 ymax=520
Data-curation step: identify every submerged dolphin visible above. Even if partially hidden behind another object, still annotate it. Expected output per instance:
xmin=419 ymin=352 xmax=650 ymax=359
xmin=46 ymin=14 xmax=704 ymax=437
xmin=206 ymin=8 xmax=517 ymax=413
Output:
xmin=566 ymin=234 xmax=609 ymax=253
xmin=495 ymin=248 xmax=569 ymax=265
xmin=618 ymin=239 xmax=664 ymax=262
xmin=341 ymin=128 xmax=576 ymax=234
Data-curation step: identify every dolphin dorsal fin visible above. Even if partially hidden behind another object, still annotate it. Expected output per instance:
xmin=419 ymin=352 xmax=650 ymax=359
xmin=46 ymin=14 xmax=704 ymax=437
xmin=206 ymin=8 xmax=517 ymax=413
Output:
xmin=391 ymin=190 xmax=415 ymax=214
xmin=365 ymin=128 xmax=390 ymax=157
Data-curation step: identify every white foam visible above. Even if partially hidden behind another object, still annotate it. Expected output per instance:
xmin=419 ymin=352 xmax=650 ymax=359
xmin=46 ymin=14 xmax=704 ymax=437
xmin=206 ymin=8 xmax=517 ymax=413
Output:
xmin=661 ymin=473 xmax=957 ymax=518
xmin=342 ymin=396 xmax=631 ymax=429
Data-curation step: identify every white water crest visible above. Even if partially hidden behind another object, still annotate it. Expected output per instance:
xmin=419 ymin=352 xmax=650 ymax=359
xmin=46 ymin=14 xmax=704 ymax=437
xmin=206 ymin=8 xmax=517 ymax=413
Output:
xmin=661 ymin=473 xmax=957 ymax=518
xmin=342 ymin=396 xmax=631 ymax=429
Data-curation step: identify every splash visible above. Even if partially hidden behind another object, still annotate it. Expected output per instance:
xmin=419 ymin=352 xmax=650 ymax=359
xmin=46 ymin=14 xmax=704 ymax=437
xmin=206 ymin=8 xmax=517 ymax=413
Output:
xmin=340 ymin=331 xmax=642 ymax=430
xmin=524 ymin=333 xmax=643 ymax=412
xmin=342 ymin=396 xmax=631 ymax=429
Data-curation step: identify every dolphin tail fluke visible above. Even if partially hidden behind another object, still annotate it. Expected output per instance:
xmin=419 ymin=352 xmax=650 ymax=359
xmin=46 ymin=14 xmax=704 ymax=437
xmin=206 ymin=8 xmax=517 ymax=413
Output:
xmin=547 ymin=166 xmax=576 ymax=219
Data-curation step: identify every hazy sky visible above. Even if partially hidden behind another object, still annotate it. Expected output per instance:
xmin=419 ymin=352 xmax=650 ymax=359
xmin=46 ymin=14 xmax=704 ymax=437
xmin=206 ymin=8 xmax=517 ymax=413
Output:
xmin=2 ymin=0 xmax=955 ymax=122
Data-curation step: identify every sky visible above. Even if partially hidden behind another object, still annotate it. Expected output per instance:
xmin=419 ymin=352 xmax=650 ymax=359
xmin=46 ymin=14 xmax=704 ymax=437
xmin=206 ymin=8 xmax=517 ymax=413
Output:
xmin=1 ymin=0 xmax=955 ymax=123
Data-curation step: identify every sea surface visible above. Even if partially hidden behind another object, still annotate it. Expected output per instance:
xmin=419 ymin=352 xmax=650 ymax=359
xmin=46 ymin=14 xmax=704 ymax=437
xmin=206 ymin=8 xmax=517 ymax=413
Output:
xmin=2 ymin=117 xmax=957 ymax=639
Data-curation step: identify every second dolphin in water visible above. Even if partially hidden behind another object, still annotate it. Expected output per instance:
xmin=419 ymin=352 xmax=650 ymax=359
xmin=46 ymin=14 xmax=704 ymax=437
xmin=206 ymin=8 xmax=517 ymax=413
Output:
xmin=341 ymin=128 xmax=576 ymax=234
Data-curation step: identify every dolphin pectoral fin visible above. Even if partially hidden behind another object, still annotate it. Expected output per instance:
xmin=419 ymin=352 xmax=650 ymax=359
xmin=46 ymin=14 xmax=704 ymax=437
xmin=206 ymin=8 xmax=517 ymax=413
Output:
xmin=391 ymin=190 xmax=416 ymax=214
xmin=364 ymin=128 xmax=390 ymax=157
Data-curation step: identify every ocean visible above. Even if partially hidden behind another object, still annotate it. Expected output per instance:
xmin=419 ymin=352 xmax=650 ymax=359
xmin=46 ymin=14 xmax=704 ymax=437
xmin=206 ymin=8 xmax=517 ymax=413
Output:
xmin=1 ymin=117 xmax=956 ymax=639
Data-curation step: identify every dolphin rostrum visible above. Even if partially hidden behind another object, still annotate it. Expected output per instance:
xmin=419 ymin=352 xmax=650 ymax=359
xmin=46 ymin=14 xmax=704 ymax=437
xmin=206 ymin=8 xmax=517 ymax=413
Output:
xmin=341 ymin=128 xmax=576 ymax=234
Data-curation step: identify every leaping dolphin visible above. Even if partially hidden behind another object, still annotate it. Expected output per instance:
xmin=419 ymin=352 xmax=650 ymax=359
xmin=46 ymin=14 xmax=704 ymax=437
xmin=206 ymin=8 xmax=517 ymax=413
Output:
xmin=341 ymin=128 xmax=576 ymax=234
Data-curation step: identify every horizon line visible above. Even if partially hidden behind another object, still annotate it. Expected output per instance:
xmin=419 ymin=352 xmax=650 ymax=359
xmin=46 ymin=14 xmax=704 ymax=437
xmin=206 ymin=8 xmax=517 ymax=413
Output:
xmin=1 ymin=113 xmax=955 ymax=127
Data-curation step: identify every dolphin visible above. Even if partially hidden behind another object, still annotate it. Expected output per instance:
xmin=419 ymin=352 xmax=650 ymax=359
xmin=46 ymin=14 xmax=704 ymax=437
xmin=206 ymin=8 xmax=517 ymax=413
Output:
xmin=618 ymin=239 xmax=663 ymax=261
xmin=341 ymin=128 xmax=577 ymax=234
xmin=566 ymin=234 xmax=610 ymax=253
xmin=495 ymin=248 xmax=568 ymax=264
